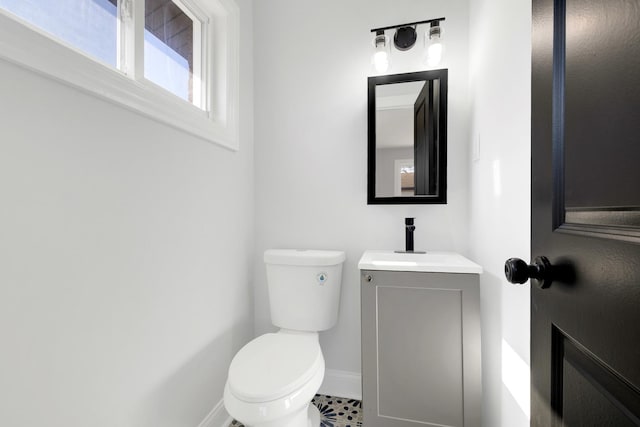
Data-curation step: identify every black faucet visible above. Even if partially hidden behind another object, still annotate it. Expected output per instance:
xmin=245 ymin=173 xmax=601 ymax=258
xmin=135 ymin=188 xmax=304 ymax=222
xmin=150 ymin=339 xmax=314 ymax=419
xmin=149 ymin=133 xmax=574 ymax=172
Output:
xmin=405 ymin=217 xmax=415 ymax=252
xmin=394 ymin=217 xmax=426 ymax=253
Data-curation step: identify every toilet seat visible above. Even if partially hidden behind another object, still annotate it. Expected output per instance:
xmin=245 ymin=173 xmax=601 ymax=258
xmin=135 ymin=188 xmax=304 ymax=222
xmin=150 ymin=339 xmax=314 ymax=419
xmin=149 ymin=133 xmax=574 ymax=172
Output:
xmin=227 ymin=332 xmax=323 ymax=403
xmin=224 ymin=362 xmax=324 ymax=427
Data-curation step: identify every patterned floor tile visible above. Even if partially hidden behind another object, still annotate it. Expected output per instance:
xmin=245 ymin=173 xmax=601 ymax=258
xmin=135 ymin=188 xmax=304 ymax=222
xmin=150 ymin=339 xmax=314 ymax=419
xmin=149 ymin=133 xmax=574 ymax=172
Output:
xmin=229 ymin=394 xmax=362 ymax=427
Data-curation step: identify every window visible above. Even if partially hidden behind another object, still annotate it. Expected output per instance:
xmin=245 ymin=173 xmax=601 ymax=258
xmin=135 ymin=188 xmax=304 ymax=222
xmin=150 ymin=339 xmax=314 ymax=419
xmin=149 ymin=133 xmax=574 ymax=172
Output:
xmin=0 ymin=0 xmax=118 ymax=66
xmin=0 ymin=0 xmax=239 ymax=149
xmin=144 ymin=0 xmax=201 ymax=106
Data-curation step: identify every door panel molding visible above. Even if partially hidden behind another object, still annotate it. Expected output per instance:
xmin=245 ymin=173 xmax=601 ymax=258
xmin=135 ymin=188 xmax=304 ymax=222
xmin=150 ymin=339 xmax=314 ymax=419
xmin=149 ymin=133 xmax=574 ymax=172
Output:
xmin=551 ymin=325 xmax=640 ymax=426
xmin=551 ymin=0 xmax=640 ymax=243
xmin=551 ymin=0 xmax=567 ymax=232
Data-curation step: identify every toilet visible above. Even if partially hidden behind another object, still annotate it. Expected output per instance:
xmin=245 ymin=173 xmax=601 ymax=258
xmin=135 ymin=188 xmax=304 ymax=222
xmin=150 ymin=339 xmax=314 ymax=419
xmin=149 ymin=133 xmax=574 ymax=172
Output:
xmin=224 ymin=249 xmax=346 ymax=427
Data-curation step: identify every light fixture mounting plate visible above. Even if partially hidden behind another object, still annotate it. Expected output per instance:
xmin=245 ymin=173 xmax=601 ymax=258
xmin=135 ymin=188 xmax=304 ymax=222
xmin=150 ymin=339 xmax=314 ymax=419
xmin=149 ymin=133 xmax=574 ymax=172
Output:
xmin=394 ymin=26 xmax=417 ymax=51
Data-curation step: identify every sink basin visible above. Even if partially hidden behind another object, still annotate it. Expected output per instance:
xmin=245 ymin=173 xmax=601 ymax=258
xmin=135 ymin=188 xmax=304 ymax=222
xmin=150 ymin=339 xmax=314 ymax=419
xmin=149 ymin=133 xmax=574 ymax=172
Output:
xmin=358 ymin=250 xmax=482 ymax=274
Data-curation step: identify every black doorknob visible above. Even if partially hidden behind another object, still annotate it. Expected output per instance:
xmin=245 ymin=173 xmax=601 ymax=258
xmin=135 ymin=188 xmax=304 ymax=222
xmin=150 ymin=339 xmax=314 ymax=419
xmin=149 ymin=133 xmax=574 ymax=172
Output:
xmin=504 ymin=256 xmax=553 ymax=289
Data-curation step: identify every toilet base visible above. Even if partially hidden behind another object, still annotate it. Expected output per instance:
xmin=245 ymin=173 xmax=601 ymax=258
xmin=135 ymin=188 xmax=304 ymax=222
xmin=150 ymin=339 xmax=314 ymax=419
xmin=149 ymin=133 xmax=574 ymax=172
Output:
xmin=308 ymin=403 xmax=320 ymax=427
xmin=241 ymin=403 xmax=320 ymax=427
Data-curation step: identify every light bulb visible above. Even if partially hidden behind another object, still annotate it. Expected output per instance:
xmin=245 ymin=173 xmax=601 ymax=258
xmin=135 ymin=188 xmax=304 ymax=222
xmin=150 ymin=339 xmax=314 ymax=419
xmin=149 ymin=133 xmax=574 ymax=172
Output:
xmin=373 ymin=50 xmax=390 ymax=72
xmin=372 ymin=31 xmax=390 ymax=73
xmin=424 ymin=22 xmax=444 ymax=67
xmin=426 ymin=41 xmax=443 ymax=66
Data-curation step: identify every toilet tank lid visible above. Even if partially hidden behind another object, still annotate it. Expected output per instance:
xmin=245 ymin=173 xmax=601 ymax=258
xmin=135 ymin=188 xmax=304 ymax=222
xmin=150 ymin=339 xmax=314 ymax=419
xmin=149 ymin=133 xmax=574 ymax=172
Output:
xmin=264 ymin=249 xmax=346 ymax=266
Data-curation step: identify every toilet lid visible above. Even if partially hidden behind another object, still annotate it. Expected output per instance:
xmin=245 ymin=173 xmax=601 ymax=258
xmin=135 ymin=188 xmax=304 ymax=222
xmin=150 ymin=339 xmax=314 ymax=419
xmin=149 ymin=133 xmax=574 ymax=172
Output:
xmin=227 ymin=333 xmax=323 ymax=402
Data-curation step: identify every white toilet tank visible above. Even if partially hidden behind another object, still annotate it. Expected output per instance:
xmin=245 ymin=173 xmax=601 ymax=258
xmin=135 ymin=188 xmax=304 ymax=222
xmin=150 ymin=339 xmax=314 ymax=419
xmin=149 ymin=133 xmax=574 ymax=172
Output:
xmin=264 ymin=249 xmax=346 ymax=332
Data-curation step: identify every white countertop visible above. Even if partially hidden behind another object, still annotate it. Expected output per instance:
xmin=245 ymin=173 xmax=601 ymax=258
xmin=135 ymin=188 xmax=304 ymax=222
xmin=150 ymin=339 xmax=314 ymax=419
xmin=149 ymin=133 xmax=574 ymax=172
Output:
xmin=358 ymin=250 xmax=483 ymax=274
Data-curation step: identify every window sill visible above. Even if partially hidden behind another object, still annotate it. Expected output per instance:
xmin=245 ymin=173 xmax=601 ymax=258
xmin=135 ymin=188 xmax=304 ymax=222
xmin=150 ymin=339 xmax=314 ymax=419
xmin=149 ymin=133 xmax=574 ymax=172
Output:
xmin=0 ymin=7 xmax=239 ymax=150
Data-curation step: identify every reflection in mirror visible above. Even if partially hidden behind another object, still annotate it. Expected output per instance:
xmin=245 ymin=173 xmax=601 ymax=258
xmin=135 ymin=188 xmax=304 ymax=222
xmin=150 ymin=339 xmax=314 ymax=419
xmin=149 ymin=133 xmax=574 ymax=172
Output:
xmin=368 ymin=70 xmax=447 ymax=204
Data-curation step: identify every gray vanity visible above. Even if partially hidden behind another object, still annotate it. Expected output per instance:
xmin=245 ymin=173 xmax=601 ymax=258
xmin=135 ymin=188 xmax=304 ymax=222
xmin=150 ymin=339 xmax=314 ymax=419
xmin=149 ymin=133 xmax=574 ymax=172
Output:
xmin=358 ymin=251 xmax=482 ymax=427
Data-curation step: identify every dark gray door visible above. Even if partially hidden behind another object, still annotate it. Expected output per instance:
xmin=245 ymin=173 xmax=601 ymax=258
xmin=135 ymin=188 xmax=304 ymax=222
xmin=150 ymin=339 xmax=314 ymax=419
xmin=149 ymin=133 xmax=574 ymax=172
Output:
xmin=529 ymin=0 xmax=640 ymax=425
xmin=414 ymin=81 xmax=436 ymax=195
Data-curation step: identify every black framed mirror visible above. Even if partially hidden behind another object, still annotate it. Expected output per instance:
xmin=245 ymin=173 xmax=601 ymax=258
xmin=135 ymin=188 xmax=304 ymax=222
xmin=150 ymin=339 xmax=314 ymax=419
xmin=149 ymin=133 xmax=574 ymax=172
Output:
xmin=367 ymin=69 xmax=448 ymax=204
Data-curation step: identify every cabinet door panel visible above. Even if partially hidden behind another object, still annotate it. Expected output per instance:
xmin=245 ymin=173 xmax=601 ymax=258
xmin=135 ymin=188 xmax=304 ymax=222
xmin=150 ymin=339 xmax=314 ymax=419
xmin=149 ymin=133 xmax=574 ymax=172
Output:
xmin=377 ymin=286 xmax=463 ymax=425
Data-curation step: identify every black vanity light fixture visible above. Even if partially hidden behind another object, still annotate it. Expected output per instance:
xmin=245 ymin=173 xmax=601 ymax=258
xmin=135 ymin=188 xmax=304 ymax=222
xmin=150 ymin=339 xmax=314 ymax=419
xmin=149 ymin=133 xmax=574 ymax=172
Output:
xmin=371 ymin=17 xmax=445 ymax=73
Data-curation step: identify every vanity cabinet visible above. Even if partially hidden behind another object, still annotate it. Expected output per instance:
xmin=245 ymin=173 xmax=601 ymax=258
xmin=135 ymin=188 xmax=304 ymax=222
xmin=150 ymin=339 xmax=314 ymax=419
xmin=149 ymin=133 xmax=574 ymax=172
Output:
xmin=360 ymin=266 xmax=481 ymax=427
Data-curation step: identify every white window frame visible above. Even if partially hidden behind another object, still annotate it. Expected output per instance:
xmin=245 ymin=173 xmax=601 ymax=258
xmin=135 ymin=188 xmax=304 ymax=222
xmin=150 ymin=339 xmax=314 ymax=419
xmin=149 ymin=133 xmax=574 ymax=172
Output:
xmin=0 ymin=0 xmax=240 ymax=150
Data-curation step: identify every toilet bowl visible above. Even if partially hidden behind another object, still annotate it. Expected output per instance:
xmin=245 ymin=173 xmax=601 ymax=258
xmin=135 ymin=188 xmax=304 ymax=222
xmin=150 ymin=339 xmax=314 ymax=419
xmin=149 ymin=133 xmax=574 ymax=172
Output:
xmin=223 ymin=249 xmax=345 ymax=427
xmin=224 ymin=331 xmax=324 ymax=427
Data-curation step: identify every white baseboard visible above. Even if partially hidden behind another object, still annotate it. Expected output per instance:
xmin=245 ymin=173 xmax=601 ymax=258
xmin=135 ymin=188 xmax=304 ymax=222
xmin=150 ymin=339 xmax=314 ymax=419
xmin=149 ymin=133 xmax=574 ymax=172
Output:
xmin=197 ymin=399 xmax=231 ymax=427
xmin=318 ymin=369 xmax=362 ymax=400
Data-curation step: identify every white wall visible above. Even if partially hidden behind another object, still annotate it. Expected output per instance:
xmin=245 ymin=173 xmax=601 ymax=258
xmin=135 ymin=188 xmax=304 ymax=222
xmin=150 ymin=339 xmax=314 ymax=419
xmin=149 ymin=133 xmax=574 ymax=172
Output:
xmin=253 ymin=0 xmax=471 ymax=395
xmin=468 ymin=0 xmax=532 ymax=426
xmin=0 ymin=1 xmax=253 ymax=425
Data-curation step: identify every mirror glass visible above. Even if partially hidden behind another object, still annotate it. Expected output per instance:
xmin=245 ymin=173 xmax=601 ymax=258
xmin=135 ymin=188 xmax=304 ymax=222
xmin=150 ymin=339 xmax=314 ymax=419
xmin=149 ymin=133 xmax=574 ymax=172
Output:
xmin=368 ymin=70 xmax=447 ymax=204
